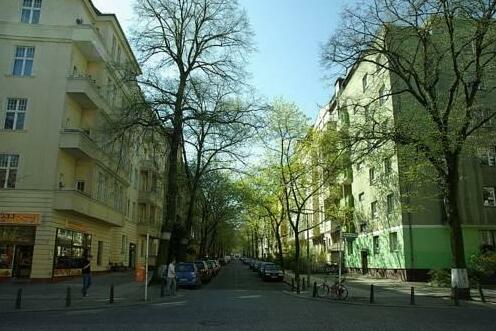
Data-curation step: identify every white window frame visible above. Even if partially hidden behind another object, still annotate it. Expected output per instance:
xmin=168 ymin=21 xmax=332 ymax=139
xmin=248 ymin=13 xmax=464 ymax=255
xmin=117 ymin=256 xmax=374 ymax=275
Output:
xmin=21 ymin=0 xmax=42 ymax=24
xmin=0 ymin=154 xmax=19 ymax=189
xmin=13 ymin=46 xmax=35 ymax=76
xmin=483 ymin=187 xmax=496 ymax=207
xmin=4 ymin=98 xmax=27 ymax=130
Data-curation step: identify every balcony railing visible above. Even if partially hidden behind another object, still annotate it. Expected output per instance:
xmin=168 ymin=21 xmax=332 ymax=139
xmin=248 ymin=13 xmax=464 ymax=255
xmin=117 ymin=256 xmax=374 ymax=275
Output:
xmin=53 ymin=190 xmax=124 ymax=227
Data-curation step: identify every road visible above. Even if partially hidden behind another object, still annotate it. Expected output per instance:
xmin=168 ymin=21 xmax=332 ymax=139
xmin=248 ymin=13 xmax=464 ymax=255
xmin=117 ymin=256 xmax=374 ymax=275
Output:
xmin=1 ymin=261 xmax=495 ymax=331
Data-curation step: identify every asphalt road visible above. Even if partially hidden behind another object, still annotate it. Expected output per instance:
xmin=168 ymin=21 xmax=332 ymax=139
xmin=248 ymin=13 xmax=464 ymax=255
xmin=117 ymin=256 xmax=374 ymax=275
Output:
xmin=1 ymin=261 xmax=495 ymax=331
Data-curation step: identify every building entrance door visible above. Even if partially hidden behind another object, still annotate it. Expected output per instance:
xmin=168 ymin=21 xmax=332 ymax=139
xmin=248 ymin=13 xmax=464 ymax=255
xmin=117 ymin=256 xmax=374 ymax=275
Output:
xmin=129 ymin=243 xmax=136 ymax=269
xmin=13 ymin=245 xmax=34 ymax=278
xmin=361 ymin=250 xmax=369 ymax=275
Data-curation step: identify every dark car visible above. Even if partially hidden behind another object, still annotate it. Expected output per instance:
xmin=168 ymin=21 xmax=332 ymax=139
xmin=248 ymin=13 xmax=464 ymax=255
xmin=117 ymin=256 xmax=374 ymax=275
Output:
xmin=204 ymin=259 xmax=217 ymax=276
xmin=258 ymin=262 xmax=274 ymax=277
xmin=175 ymin=262 xmax=202 ymax=288
xmin=194 ymin=260 xmax=211 ymax=283
xmin=262 ymin=264 xmax=284 ymax=281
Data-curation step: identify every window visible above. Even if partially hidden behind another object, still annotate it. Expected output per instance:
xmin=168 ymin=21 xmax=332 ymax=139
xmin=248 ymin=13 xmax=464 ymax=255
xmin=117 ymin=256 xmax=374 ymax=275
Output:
xmin=97 ymin=241 xmax=103 ymax=266
xmin=54 ymin=228 xmax=91 ymax=269
xmin=358 ymin=192 xmax=365 ymax=203
xmin=379 ymin=84 xmax=387 ymax=106
xmin=4 ymin=98 xmax=27 ymax=130
xmin=369 ymin=167 xmax=375 ymax=185
xmin=384 ymin=157 xmax=392 ymax=175
xmin=356 ymin=161 xmax=363 ymax=171
xmin=21 ymin=0 xmax=42 ymax=24
xmin=373 ymin=236 xmax=379 ymax=255
xmin=386 ymin=193 xmax=394 ymax=214
xmin=389 ymin=232 xmax=398 ymax=252
xmin=0 ymin=154 xmax=19 ymax=189
xmin=13 ymin=46 xmax=35 ymax=76
xmin=347 ymin=240 xmax=354 ymax=255
xmin=371 ymin=201 xmax=378 ymax=219
xmin=76 ymin=180 xmax=85 ymax=193
xmin=362 ymin=73 xmax=369 ymax=93
xmin=482 ymin=147 xmax=496 ymax=167
xmin=480 ymin=231 xmax=495 ymax=251
xmin=359 ymin=222 xmax=367 ymax=233
xmin=483 ymin=187 xmax=496 ymax=207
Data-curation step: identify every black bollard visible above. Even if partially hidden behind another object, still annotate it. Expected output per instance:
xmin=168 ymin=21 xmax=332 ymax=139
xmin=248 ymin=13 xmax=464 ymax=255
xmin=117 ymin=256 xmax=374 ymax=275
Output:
xmin=109 ymin=284 xmax=114 ymax=304
xmin=15 ymin=288 xmax=22 ymax=310
xmin=410 ymin=287 xmax=415 ymax=305
xmin=160 ymin=279 xmax=165 ymax=298
xmin=66 ymin=287 xmax=71 ymax=307
xmin=478 ymin=284 xmax=486 ymax=303
xmin=313 ymin=281 xmax=317 ymax=298
xmin=291 ymin=278 xmax=295 ymax=292
xmin=369 ymin=284 xmax=375 ymax=304
xmin=453 ymin=286 xmax=459 ymax=306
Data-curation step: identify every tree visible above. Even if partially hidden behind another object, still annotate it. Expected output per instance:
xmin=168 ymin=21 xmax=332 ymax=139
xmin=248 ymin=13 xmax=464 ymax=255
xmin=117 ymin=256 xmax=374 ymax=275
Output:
xmin=132 ymin=0 xmax=253 ymax=265
xmin=322 ymin=0 xmax=496 ymax=298
xmin=263 ymin=99 xmax=346 ymax=292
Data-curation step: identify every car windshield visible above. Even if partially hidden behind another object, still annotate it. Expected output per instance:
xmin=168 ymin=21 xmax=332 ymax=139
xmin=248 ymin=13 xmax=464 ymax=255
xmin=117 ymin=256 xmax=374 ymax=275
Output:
xmin=265 ymin=265 xmax=280 ymax=270
xmin=177 ymin=264 xmax=194 ymax=272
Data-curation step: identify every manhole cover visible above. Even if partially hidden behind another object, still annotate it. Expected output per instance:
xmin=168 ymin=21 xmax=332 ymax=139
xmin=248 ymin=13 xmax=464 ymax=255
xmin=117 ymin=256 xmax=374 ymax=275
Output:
xmin=199 ymin=320 xmax=226 ymax=326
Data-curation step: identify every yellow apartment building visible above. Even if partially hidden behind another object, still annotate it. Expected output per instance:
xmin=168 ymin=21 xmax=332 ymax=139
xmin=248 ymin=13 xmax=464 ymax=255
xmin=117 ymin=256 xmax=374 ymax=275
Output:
xmin=0 ymin=0 xmax=164 ymax=280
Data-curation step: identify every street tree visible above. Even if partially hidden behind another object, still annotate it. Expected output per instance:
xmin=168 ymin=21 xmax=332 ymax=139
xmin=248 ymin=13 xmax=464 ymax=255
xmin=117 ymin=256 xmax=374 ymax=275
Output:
xmin=322 ymin=0 xmax=496 ymax=298
xmin=131 ymin=0 xmax=253 ymax=265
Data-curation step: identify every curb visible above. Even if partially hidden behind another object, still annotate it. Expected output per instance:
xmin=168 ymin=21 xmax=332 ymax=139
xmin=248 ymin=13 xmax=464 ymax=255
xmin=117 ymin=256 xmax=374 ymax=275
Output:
xmin=0 ymin=294 xmax=186 ymax=315
xmin=281 ymin=290 xmax=495 ymax=310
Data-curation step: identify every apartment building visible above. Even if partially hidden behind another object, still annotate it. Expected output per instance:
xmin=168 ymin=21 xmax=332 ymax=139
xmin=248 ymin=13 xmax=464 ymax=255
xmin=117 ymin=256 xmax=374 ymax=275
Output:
xmin=313 ymin=32 xmax=496 ymax=280
xmin=0 ymin=0 xmax=165 ymax=280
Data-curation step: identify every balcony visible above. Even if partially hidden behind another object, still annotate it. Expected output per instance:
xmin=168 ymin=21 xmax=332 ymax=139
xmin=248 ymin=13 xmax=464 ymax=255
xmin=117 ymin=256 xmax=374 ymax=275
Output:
xmin=66 ymin=75 xmax=109 ymax=111
xmin=53 ymin=190 xmax=124 ymax=227
xmin=138 ymin=190 xmax=161 ymax=207
xmin=137 ymin=219 xmax=162 ymax=237
xmin=72 ymin=25 xmax=107 ymax=61
xmin=59 ymin=128 xmax=99 ymax=160
xmin=59 ymin=129 xmax=130 ymax=183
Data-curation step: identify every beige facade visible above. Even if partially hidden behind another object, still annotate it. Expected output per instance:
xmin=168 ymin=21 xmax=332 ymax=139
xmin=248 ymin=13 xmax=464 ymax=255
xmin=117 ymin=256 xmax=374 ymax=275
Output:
xmin=0 ymin=0 xmax=164 ymax=280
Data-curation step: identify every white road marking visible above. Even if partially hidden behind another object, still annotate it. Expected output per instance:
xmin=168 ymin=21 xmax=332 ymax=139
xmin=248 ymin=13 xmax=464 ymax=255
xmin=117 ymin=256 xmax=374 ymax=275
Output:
xmin=235 ymin=295 xmax=262 ymax=299
xmin=153 ymin=301 xmax=187 ymax=306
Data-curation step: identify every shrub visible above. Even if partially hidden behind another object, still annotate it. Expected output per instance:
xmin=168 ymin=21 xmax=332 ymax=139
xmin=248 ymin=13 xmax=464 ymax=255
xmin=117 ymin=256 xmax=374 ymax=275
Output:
xmin=428 ymin=269 xmax=451 ymax=287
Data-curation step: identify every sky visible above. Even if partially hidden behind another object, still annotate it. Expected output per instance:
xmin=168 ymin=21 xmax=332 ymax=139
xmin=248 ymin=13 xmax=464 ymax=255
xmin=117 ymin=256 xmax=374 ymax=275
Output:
xmin=92 ymin=0 xmax=349 ymax=121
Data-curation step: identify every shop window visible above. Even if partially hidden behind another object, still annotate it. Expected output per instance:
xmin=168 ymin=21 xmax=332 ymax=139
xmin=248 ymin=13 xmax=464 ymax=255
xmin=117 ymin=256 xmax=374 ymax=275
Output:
xmin=54 ymin=228 xmax=91 ymax=269
xmin=0 ymin=245 xmax=14 ymax=269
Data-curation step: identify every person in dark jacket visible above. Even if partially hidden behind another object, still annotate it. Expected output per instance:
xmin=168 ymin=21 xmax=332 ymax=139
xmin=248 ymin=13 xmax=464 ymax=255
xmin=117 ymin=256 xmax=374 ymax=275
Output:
xmin=82 ymin=255 xmax=92 ymax=297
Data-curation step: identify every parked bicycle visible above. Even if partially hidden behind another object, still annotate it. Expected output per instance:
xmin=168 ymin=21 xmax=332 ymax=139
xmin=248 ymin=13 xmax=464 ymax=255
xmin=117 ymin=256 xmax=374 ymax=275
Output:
xmin=317 ymin=277 xmax=348 ymax=300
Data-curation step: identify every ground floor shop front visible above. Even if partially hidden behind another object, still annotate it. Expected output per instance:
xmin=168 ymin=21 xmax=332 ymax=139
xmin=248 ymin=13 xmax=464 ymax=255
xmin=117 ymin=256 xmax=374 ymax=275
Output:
xmin=0 ymin=211 xmax=159 ymax=281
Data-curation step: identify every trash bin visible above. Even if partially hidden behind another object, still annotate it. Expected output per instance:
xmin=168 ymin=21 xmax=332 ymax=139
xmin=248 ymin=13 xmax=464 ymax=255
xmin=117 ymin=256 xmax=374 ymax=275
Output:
xmin=135 ymin=265 xmax=145 ymax=282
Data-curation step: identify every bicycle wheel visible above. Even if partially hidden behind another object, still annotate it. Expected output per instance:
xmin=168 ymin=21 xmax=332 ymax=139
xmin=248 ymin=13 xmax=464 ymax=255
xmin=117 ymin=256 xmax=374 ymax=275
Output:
xmin=317 ymin=284 xmax=329 ymax=297
xmin=336 ymin=284 xmax=348 ymax=300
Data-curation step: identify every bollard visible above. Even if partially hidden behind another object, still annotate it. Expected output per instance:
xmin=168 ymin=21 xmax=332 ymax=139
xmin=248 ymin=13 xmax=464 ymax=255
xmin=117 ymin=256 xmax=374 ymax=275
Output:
xmin=369 ymin=284 xmax=375 ymax=304
xmin=160 ymin=279 xmax=165 ymax=298
xmin=453 ymin=286 xmax=459 ymax=306
xmin=66 ymin=287 xmax=71 ymax=307
xmin=15 ymin=288 xmax=22 ymax=310
xmin=410 ymin=287 xmax=415 ymax=305
xmin=478 ymin=284 xmax=486 ymax=303
xmin=109 ymin=284 xmax=114 ymax=304
xmin=291 ymin=278 xmax=295 ymax=292
xmin=313 ymin=281 xmax=317 ymax=298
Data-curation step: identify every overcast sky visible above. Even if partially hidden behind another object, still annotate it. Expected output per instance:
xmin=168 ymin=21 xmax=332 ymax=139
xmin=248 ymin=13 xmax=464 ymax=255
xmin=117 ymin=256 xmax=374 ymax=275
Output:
xmin=92 ymin=0 xmax=349 ymax=120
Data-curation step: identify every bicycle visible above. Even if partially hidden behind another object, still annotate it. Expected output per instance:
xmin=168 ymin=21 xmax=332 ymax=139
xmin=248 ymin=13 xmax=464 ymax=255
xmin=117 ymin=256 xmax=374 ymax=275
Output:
xmin=317 ymin=277 xmax=348 ymax=300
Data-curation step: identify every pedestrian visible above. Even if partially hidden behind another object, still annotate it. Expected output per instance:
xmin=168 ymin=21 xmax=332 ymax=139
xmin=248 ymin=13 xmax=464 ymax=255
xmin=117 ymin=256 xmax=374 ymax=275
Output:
xmin=81 ymin=254 xmax=92 ymax=297
xmin=166 ymin=259 xmax=176 ymax=296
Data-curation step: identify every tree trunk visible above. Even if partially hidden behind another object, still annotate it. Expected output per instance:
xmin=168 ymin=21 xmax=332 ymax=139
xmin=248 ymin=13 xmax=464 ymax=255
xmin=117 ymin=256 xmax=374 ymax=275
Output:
xmin=294 ymin=231 xmax=301 ymax=294
xmin=274 ymin=226 xmax=284 ymax=270
xmin=156 ymin=77 xmax=186 ymax=266
xmin=443 ymin=152 xmax=470 ymax=300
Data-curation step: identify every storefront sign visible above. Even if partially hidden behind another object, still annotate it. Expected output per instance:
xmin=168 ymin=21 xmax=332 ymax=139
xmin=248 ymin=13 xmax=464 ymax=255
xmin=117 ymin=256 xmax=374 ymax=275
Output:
xmin=0 ymin=213 xmax=40 ymax=225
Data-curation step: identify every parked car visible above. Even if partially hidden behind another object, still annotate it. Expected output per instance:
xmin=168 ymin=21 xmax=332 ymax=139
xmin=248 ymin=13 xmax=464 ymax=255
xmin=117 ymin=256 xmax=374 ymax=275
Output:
xmin=253 ymin=260 xmax=263 ymax=272
xmin=219 ymin=257 xmax=226 ymax=265
xmin=249 ymin=259 xmax=258 ymax=270
xmin=205 ymin=259 xmax=218 ymax=276
xmin=175 ymin=262 xmax=202 ymax=288
xmin=258 ymin=262 xmax=275 ymax=277
xmin=194 ymin=260 xmax=211 ymax=283
xmin=262 ymin=264 xmax=284 ymax=281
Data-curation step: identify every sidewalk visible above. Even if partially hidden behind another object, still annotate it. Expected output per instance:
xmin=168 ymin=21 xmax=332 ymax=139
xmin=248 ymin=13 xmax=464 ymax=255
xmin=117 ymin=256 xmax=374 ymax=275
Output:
xmin=0 ymin=272 xmax=182 ymax=313
xmin=282 ymin=271 xmax=496 ymax=308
